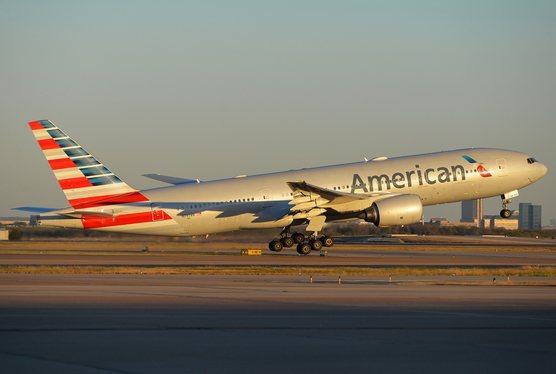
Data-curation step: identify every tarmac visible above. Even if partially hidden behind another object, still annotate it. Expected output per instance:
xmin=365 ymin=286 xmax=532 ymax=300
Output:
xmin=1 ymin=242 xmax=555 ymax=373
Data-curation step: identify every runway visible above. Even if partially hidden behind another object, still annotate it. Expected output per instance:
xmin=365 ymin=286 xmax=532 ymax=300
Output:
xmin=1 ymin=249 xmax=556 ymax=268
xmin=1 ymin=240 xmax=555 ymax=373
xmin=1 ymin=273 xmax=555 ymax=373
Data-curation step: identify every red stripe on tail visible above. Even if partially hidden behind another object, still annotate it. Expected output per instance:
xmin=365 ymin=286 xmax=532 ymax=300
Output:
xmin=29 ymin=121 xmax=43 ymax=130
xmin=39 ymin=139 xmax=60 ymax=150
xmin=68 ymin=192 xmax=149 ymax=209
xmin=59 ymin=177 xmax=93 ymax=190
xmin=48 ymin=158 xmax=76 ymax=170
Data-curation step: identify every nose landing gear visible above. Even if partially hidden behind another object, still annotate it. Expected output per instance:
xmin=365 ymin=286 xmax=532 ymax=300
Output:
xmin=500 ymin=194 xmax=513 ymax=218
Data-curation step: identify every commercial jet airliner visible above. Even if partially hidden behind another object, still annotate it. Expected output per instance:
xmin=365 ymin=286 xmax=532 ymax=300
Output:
xmin=15 ymin=120 xmax=547 ymax=254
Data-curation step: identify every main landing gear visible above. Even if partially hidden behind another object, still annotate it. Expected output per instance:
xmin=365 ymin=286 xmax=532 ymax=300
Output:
xmin=268 ymin=228 xmax=334 ymax=255
xmin=500 ymin=194 xmax=512 ymax=219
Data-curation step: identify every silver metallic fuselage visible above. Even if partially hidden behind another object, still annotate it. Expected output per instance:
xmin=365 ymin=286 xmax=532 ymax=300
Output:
xmin=100 ymin=148 xmax=545 ymax=236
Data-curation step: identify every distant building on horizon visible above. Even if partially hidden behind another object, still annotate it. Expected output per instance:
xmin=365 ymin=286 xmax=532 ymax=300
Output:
xmin=518 ymin=202 xmax=542 ymax=230
xmin=483 ymin=215 xmax=519 ymax=230
xmin=529 ymin=205 xmax=542 ymax=230
xmin=518 ymin=203 xmax=531 ymax=229
xmin=428 ymin=217 xmax=477 ymax=227
xmin=461 ymin=199 xmax=483 ymax=227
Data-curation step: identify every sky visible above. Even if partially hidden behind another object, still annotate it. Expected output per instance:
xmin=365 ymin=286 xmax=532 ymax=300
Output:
xmin=1 ymin=1 xmax=554 ymax=225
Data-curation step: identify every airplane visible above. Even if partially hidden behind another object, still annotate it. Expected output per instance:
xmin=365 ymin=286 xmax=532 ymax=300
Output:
xmin=15 ymin=120 xmax=548 ymax=255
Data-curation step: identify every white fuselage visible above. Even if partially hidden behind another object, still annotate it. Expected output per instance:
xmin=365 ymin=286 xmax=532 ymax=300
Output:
xmin=40 ymin=148 xmax=545 ymax=236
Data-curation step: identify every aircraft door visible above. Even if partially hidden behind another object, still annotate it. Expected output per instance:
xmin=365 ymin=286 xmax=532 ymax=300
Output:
xmin=496 ymin=159 xmax=507 ymax=177
xmin=151 ymin=204 xmax=164 ymax=221
xmin=261 ymin=188 xmax=273 ymax=207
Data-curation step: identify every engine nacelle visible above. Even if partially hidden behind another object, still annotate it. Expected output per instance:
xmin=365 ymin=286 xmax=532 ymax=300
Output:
xmin=361 ymin=194 xmax=423 ymax=227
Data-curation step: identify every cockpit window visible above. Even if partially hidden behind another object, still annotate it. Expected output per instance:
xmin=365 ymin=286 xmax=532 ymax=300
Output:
xmin=527 ymin=158 xmax=538 ymax=164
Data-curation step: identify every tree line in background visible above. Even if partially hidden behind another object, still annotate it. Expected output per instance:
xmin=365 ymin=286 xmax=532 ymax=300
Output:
xmin=2 ymin=223 xmax=555 ymax=242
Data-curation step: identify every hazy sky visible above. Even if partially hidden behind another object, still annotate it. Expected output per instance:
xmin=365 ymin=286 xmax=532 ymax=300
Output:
xmin=1 ymin=1 xmax=554 ymax=225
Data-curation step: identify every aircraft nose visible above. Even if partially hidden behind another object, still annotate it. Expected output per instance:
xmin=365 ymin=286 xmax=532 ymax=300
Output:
xmin=539 ymin=162 xmax=548 ymax=177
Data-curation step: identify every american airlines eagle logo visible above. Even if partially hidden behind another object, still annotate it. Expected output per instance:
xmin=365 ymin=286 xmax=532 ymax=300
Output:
xmin=462 ymin=155 xmax=492 ymax=178
xmin=477 ymin=165 xmax=492 ymax=177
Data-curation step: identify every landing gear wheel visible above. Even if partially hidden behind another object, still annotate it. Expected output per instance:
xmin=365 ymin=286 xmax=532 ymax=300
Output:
xmin=297 ymin=243 xmax=311 ymax=255
xmin=281 ymin=236 xmax=294 ymax=248
xmin=321 ymin=236 xmax=334 ymax=247
xmin=269 ymin=240 xmax=283 ymax=252
xmin=310 ymin=239 xmax=323 ymax=251
xmin=292 ymin=233 xmax=305 ymax=244
xmin=500 ymin=209 xmax=512 ymax=219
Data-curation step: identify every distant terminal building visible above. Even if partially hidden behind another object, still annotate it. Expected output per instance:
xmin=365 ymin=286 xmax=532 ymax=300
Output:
xmin=483 ymin=215 xmax=519 ymax=230
xmin=461 ymin=199 xmax=483 ymax=226
xmin=518 ymin=203 xmax=542 ymax=230
xmin=0 ymin=217 xmax=30 ymax=227
xmin=428 ymin=217 xmax=477 ymax=227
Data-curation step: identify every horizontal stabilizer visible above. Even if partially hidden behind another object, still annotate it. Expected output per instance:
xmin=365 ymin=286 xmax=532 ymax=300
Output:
xmin=142 ymin=174 xmax=200 ymax=185
xmin=59 ymin=210 xmax=119 ymax=218
xmin=13 ymin=207 xmax=59 ymax=214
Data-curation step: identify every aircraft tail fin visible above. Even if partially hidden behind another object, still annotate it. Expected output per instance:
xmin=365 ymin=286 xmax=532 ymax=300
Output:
xmin=28 ymin=120 xmax=147 ymax=209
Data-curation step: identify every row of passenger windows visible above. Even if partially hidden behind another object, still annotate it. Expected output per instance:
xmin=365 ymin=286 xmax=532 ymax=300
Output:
xmin=178 ymin=198 xmax=256 ymax=210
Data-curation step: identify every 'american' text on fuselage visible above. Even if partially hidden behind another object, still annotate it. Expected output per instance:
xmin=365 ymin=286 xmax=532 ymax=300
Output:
xmin=351 ymin=164 xmax=467 ymax=193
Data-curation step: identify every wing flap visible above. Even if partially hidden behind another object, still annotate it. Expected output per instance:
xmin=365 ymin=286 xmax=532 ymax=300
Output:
xmin=286 ymin=181 xmax=394 ymax=217
xmin=287 ymin=181 xmax=370 ymax=207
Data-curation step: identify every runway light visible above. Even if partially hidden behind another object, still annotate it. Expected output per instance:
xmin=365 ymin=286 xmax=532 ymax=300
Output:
xmin=493 ymin=277 xmax=496 ymax=286
xmin=389 ymin=275 xmax=391 ymax=282
xmin=310 ymin=276 xmax=312 ymax=284
xmin=339 ymin=276 xmax=341 ymax=284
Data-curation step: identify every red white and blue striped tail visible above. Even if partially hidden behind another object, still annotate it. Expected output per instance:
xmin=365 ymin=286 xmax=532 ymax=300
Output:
xmin=28 ymin=120 xmax=147 ymax=209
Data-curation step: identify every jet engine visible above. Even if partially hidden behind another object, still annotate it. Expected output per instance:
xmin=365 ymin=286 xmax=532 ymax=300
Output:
xmin=361 ymin=194 xmax=423 ymax=227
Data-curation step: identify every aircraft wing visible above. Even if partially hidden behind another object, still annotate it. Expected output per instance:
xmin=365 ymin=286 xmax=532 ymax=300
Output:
xmin=287 ymin=181 xmax=369 ymax=206
xmin=286 ymin=181 xmax=390 ymax=214
xmin=142 ymin=174 xmax=200 ymax=185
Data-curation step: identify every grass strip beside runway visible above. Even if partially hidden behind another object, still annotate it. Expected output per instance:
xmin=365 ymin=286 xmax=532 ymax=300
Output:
xmin=1 ymin=265 xmax=555 ymax=277
xmin=399 ymin=281 xmax=556 ymax=286
xmin=1 ymin=242 xmax=555 ymax=253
